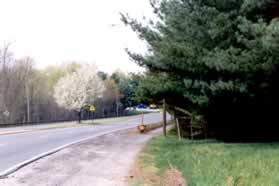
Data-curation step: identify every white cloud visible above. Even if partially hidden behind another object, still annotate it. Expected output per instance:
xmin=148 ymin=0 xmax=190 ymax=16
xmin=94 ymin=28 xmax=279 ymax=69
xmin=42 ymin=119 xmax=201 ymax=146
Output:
xmin=0 ymin=0 xmax=154 ymax=73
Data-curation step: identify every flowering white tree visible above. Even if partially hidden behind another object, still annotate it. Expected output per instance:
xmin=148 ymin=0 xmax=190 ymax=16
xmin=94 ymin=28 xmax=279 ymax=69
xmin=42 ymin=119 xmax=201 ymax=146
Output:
xmin=54 ymin=64 xmax=105 ymax=122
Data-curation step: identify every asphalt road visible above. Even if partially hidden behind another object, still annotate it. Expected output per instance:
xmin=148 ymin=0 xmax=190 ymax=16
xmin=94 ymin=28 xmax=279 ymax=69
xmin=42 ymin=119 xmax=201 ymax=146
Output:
xmin=0 ymin=113 xmax=166 ymax=173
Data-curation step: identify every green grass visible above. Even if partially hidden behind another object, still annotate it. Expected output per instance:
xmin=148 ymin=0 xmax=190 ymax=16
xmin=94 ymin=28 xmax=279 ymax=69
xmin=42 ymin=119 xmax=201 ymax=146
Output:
xmin=20 ymin=114 xmax=145 ymax=133
xmin=141 ymin=133 xmax=279 ymax=186
xmin=39 ymin=123 xmax=81 ymax=129
xmin=45 ymin=113 xmax=146 ymax=128
xmin=92 ymin=115 xmax=140 ymax=125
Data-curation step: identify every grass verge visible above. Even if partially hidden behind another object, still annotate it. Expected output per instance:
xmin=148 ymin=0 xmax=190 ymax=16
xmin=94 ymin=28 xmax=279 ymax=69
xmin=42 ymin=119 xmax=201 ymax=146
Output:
xmin=0 ymin=114 xmax=144 ymax=135
xmin=21 ymin=115 xmax=140 ymax=132
xmin=132 ymin=130 xmax=279 ymax=186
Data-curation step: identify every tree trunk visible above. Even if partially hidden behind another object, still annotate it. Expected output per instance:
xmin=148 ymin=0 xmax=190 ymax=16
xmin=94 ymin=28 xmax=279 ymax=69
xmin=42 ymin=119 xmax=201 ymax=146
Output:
xmin=190 ymin=118 xmax=194 ymax=140
xmin=116 ymin=92 xmax=119 ymax=117
xmin=78 ymin=111 xmax=81 ymax=123
xmin=26 ymin=84 xmax=31 ymax=123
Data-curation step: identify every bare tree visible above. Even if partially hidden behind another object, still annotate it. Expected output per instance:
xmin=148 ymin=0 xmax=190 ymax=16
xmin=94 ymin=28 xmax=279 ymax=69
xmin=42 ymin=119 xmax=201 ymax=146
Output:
xmin=0 ymin=44 xmax=14 ymax=123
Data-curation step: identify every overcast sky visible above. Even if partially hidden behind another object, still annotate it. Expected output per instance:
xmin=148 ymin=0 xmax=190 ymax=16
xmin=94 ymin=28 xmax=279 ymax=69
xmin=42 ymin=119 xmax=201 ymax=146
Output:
xmin=0 ymin=0 xmax=153 ymax=73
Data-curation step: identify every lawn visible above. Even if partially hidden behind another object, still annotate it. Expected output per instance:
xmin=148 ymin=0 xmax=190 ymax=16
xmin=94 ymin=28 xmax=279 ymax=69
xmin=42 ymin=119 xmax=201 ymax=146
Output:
xmin=137 ymin=132 xmax=279 ymax=186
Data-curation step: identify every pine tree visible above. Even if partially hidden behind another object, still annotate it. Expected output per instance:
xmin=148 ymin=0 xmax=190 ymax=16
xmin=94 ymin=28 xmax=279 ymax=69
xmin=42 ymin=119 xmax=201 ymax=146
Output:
xmin=123 ymin=0 xmax=279 ymax=141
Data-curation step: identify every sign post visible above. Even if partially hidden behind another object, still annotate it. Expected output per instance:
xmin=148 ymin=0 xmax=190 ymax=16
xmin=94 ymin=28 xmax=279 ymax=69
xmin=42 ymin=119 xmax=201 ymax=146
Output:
xmin=89 ymin=105 xmax=96 ymax=112
xmin=163 ymin=99 xmax=167 ymax=137
xmin=89 ymin=105 xmax=96 ymax=123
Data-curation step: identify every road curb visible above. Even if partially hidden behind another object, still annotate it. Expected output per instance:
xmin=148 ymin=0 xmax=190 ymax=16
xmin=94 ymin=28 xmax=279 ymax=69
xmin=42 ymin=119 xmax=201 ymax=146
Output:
xmin=0 ymin=130 xmax=30 ymax=136
xmin=0 ymin=125 xmax=141 ymax=179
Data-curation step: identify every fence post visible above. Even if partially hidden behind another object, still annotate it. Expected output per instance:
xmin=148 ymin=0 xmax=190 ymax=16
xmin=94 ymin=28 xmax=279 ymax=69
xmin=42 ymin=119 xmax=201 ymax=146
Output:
xmin=163 ymin=99 xmax=167 ymax=137
xmin=175 ymin=117 xmax=181 ymax=141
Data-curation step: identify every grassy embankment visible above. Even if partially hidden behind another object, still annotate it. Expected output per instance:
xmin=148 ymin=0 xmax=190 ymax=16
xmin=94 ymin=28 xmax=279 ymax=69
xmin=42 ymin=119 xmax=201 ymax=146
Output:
xmin=132 ymin=130 xmax=279 ymax=186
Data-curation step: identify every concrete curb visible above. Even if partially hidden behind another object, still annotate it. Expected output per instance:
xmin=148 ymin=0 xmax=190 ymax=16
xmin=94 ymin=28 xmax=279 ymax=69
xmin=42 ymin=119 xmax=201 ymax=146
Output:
xmin=0 ymin=125 xmax=141 ymax=179
xmin=0 ymin=130 xmax=30 ymax=136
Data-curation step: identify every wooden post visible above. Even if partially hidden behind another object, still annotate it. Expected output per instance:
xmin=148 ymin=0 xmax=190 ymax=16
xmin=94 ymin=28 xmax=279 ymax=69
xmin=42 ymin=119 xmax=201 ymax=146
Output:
xmin=163 ymin=99 xmax=167 ymax=137
xmin=190 ymin=117 xmax=194 ymax=140
xmin=175 ymin=115 xmax=181 ymax=141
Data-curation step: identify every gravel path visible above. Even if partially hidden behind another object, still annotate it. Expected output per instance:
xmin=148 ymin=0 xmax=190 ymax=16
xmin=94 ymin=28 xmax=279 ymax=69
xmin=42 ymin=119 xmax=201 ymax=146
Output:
xmin=0 ymin=128 xmax=162 ymax=186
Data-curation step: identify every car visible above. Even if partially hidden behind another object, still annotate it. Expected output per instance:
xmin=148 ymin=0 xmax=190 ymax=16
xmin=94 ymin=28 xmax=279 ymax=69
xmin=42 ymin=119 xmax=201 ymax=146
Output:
xmin=125 ymin=107 xmax=135 ymax=111
xmin=149 ymin=104 xmax=158 ymax=109
xmin=136 ymin=104 xmax=148 ymax=109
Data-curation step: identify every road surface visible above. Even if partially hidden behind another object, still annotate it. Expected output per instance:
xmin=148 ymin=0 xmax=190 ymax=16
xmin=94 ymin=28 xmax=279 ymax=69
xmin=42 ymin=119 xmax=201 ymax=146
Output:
xmin=0 ymin=127 xmax=169 ymax=186
xmin=0 ymin=113 xmax=165 ymax=174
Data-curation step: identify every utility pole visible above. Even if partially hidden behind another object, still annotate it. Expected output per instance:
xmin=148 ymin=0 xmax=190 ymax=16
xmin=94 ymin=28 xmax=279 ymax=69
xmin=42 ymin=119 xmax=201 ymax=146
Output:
xmin=163 ymin=99 xmax=167 ymax=137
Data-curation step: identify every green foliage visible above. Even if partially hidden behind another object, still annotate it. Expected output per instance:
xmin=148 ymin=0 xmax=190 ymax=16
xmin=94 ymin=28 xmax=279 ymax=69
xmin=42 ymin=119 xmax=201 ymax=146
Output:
xmin=118 ymin=73 xmax=142 ymax=107
xmin=123 ymin=0 xmax=279 ymax=140
xmin=110 ymin=71 xmax=142 ymax=107
xmin=141 ymin=135 xmax=279 ymax=186
xmin=97 ymin=71 xmax=108 ymax=81
xmin=43 ymin=62 xmax=81 ymax=92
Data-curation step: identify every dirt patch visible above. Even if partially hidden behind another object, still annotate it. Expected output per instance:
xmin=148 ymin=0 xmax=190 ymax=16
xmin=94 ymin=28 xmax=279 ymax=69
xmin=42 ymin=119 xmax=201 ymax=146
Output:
xmin=129 ymin=162 xmax=187 ymax=186
xmin=162 ymin=168 xmax=187 ymax=186
xmin=129 ymin=149 xmax=186 ymax=186
xmin=129 ymin=161 xmax=161 ymax=186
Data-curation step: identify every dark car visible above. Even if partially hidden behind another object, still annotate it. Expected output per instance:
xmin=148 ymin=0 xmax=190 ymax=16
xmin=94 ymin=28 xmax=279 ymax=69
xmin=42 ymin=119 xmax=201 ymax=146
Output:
xmin=137 ymin=104 xmax=148 ymax=109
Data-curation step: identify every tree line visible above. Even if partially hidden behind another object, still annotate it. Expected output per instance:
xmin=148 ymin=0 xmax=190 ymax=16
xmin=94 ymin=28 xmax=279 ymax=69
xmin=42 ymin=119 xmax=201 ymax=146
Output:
xmin=123 ymin=0 xmax=279 ymax=142
xmin=0 ymin=45 xmax=141 ymax=125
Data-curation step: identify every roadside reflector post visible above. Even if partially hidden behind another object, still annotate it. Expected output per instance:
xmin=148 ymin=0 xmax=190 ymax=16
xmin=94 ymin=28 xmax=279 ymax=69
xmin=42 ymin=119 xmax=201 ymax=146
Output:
xmin=137 ymin=112 xmax=146 ymax=133
xmin=141 ymin=112 xmax=144 ymax=125
xmin=89 ymin=105 xmax=96 ymax=123
xmin=138 ymin=124 xmax=146 ymax=133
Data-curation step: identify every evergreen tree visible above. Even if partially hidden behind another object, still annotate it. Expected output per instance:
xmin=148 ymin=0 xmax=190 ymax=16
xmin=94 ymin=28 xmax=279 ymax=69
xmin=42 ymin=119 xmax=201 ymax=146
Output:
xmin=122 ymin=0 xmax=279 ymax=141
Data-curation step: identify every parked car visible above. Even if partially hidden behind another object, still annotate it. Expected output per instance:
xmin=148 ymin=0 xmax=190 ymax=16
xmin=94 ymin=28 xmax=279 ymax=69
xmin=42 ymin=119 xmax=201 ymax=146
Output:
xmin=136 ymin=104 xmax=148 ymax=109
xmin=149 ymin=104 xmax=158 ymax=109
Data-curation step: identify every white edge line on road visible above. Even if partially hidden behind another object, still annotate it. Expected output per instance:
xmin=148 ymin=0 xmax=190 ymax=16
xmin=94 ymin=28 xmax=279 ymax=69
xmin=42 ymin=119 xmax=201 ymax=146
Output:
xmin=0 ymin=125 xmax=139 ymax=179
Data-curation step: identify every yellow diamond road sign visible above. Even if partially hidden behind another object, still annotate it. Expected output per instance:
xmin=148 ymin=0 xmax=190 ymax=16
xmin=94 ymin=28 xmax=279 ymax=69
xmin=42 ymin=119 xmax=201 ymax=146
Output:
xmin=89 ymin=105 xmax=96 ymax=112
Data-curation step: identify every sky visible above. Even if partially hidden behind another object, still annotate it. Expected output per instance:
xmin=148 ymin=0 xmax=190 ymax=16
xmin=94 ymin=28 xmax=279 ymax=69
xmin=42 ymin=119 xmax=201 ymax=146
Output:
xmin=0 ymin=0 xmax=154 ymax=73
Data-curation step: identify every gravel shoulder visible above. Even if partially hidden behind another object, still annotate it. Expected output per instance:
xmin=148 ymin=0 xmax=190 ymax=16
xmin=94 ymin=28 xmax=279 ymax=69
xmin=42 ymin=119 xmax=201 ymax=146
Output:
xmin=0 ymin=128 xmax=163 ymax=186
